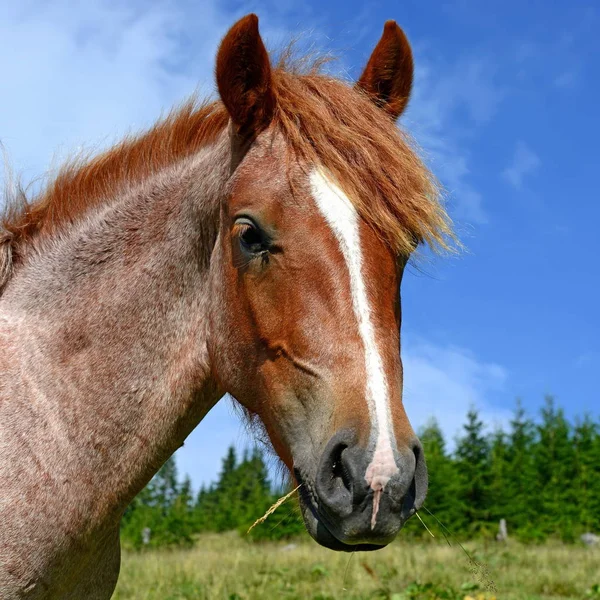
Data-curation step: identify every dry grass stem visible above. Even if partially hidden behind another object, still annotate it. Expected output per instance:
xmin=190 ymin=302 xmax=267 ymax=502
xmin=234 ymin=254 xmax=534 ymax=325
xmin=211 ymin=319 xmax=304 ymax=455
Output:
xmin=247 ymin=485 xmax=301 ymax=534
xmin=415 ymin=511 xmax=435 ymax=538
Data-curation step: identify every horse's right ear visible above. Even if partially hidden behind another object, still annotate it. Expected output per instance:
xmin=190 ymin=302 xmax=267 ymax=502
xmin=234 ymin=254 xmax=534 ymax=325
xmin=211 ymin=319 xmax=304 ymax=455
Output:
xmin=216 ymin=14 xmax=275 ymax=140
xmin=356 ymin=21 xmax=414 ymax=120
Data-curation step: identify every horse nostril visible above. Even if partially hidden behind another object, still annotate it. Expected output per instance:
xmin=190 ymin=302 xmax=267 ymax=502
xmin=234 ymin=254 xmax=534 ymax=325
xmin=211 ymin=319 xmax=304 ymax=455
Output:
xmin=412 ymin=441 xmax=421 ymax=465
xmin=330 ymin=443 xmax=353 ymax=491
xmin=411 ymin=438 xmax=428 ymax=511
xmin=331 ymin=455 xmax=343 ymax=479
xmin=332 ymin=444 xmax=354 ymax=491
xmin=316 ymin=431 xmax=361 ymax=518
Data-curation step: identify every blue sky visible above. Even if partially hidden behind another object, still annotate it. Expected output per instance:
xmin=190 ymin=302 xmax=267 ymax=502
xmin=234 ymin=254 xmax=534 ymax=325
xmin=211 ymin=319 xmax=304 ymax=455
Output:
xmin=1 ymin=0 xmax=598 ymax=488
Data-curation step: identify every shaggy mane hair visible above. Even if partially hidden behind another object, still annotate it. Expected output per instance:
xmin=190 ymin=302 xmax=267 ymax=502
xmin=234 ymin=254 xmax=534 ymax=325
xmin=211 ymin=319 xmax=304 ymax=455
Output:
xmin=0 ymin=59 xmax=455 ymax=291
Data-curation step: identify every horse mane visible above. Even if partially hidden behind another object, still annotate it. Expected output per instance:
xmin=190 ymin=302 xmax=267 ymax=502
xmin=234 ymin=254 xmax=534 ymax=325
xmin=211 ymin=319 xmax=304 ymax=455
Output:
xmin=270 ymin=66 xmax=455 ymax=255
xmin=0 ymin=57 xmax=454 ymax=292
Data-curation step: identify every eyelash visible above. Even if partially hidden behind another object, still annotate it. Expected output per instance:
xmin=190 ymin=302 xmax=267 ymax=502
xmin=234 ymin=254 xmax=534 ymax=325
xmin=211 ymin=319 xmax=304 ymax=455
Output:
xmin=233 ymin=220 xmax=271 ymax=268
xmin=238 ymin=223 xmax=264 ymax=252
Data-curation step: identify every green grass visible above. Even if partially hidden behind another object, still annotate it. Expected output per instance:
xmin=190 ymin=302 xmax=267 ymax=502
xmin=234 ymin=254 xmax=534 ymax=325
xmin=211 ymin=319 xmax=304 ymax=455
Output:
xmin=113 ymin=533 xmax=600 ymax=600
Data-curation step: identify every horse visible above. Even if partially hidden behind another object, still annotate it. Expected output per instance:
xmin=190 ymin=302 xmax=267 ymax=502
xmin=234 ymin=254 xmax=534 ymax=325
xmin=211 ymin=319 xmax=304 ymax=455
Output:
xmin=0 ymin=14 xmax=453 ymax=599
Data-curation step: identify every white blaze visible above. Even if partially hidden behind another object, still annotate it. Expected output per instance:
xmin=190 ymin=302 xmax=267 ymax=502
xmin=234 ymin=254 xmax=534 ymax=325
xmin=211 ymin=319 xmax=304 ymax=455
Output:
xmin=309 ymin=169 xmax=398 ymax=529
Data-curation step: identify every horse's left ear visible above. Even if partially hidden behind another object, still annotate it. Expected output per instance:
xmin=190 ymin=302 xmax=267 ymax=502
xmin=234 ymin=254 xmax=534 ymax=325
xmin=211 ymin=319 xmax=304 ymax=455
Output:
xmin=216 ymin=14 xmax=275 ymax=140
xmin=356 ymin=21 xmax=414 ymax=121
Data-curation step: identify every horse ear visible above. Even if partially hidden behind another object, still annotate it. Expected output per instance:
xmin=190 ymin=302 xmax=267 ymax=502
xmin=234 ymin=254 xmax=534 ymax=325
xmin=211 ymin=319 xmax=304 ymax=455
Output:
xmin=216 ymin=14 xmax=275 ymax=139
xmin=356 ymin=21 xmax=414 ymax=120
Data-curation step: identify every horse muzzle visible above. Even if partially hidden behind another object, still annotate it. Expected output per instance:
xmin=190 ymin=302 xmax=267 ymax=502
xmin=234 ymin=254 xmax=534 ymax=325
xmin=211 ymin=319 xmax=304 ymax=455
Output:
xmin=295 ymin=429 xmax=428 ymax=551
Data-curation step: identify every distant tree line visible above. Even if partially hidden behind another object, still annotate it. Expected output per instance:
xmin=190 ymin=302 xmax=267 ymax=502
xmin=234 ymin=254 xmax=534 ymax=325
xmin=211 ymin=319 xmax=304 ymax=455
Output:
xmin=412 ymin=396 xmax=600 ymax=542
xmin=121 ymin=396 xmax=600 ymax=548
xmin=120 ymin=446 xmax=303 ymax=549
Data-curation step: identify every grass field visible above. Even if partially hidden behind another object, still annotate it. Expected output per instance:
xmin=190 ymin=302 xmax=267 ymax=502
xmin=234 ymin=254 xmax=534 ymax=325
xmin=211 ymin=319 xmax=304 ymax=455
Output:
xmin=113 ymin=532 xmax=600 ymax=600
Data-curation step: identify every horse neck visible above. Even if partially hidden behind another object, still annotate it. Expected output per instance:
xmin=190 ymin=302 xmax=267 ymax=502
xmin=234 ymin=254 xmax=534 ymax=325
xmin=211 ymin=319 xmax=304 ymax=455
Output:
xmin=0 ymin=138 xmax=228 ymax=527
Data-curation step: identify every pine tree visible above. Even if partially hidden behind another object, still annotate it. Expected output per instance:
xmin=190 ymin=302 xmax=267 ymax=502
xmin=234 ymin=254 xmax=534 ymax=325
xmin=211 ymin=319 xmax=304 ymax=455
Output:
xmin=221 ymin=446 xmax=237 ymax=481
xmin=505 ymin=400 xmax=539 ymax=539
xmin=534 ymin=396 xmax=577 ymax=540
xmin=455 ymin=407 xmax=492 ymax=533
xmin=195 ymin=483 xmax=221 ymax=532
xmin=236 ymin=447 xmax=273 ymax=529
xmin=418 ymin=419 xmax=465 ymax=533
xmin=192 ymin=445 xmax=279 ymax=534
xmin=488 ymin=427 xmax=511 ymax=526
xmin=162 ymin=474 xmax=195 ymax=546
xmin=153 ymin=456 xmax=180 ymax=508
xmin=572 ymin=416 xmax=600 ymax=533
xmin=214 ymin=446 xmax=240 ymax=531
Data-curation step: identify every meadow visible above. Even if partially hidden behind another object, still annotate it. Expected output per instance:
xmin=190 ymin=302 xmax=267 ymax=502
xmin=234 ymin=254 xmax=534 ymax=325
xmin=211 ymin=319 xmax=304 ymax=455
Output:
xmin=113 ymin=532 xmax=600 ymax=600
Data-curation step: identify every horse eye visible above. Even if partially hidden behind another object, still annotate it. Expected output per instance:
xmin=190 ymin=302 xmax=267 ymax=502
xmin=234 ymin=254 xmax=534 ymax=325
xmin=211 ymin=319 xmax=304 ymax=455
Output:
xmin=237 ymin=220 xmax=267 ymax=254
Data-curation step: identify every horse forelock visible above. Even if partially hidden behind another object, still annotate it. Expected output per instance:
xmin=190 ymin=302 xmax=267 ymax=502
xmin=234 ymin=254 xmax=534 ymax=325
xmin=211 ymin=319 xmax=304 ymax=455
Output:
xmin=270 ymin=67 xmax=456 ymax=257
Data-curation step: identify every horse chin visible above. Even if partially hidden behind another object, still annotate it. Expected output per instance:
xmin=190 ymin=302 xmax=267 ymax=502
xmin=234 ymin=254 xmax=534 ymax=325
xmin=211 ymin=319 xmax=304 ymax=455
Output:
xmin=296 ymin=475 xmax=387 ymax=553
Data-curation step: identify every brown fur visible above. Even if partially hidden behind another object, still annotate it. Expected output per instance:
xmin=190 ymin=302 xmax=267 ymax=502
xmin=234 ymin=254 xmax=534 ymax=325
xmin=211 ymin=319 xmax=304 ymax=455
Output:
xmin=357 ymin=20 xmax=414 ymax=119
xmin=216 ymin=14 xmax=275 ymax=138
xmin=0 ymin=101 xmax=228 ymax=271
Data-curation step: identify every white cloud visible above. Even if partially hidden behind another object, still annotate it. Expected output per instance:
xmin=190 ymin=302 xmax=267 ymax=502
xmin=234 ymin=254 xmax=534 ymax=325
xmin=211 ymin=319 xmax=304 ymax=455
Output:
xmin=0 ymin=2 xmax=189 ymax=190
xmin=0 ymin=0 xmax=294 ymax=198
xmin=503 ymin=140 xmax=541 ymax=190
xmin=402 ymin=338 xmax=511 ymax=448
xmin=554 ymin=70 xmax=578 ymax=89
xmin=574 ymin=351 xmax=599 ymax=369
xmin=404 ymin=52 xmax=505 ymax=225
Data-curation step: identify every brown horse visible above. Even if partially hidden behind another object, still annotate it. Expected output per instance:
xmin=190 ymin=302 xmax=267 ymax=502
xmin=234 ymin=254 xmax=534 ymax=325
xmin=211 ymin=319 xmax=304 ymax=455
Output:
xmin=0 ymin=14 xmax=453 ymax=600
